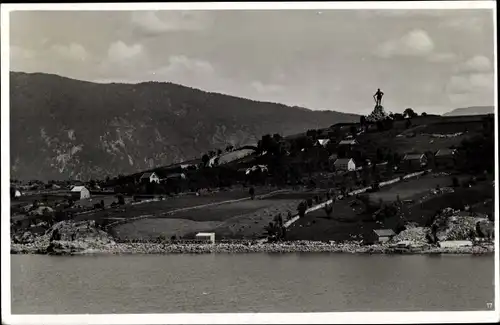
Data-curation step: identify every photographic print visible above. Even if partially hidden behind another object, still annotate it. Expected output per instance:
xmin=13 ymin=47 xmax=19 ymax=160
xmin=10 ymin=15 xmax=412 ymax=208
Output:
xmin=1 ymin=1 xmax=498 ymax=324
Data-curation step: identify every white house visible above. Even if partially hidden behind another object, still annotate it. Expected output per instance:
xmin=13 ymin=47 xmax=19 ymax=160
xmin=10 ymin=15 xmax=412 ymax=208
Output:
xmin=70 ymin=186 xmax=91 ymax=200
xmin=333 ymin=158 xmax=356 ymax=171
xmin=14 ymin=189 xmax=22 ymax=198
xmin=139 ymin=172 xmax=160 ymax=184
xmin=317 ymin=139 xmax=330 ymax=147
xmin=195 ymin=232 xmax=216 ymax=244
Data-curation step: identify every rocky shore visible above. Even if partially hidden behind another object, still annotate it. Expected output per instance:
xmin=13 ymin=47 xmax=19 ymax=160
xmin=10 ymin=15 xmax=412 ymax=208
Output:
xmin=11 ymin=240 xmax=494 ymax=256
xmin=11 ymin=218 xmax=494 ymax=256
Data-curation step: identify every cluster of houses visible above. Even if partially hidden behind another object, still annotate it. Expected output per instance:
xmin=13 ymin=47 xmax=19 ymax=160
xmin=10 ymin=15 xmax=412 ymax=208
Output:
xmin=312 ymin=129 xmax=459 ymax=173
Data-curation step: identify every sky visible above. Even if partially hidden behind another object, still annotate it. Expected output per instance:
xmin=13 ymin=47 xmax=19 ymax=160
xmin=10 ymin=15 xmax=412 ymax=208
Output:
xmin=9 ymin=8 xmax=495 ymax=115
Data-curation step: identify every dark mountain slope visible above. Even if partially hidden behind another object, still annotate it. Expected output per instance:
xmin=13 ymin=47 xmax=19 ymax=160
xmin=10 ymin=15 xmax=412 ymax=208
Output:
xmin=10 ymin=72 xmax=359 ymax=181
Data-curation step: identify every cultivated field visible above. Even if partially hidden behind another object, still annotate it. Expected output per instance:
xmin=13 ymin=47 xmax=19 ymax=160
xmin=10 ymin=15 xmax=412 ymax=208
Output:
xmin=72 ymin=187 xmax=279 ymax=222
xmin=285 ymin=174 xmax=493 ymax=242
xmin=113 ymin=197 xmax=302 ymax=240
xmin=367 ymin=175 xmax=458 ymax=203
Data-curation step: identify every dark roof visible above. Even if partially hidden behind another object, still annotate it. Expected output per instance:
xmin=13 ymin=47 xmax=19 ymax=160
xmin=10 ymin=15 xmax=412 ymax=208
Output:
xmin=140 ymin=172 xmax=156 ymax=179
xmin=435 ymin=149 xmax=457 ymax=157
xmin=334 ymin=158 xmax=354 ymax=165
xmin=373 ymin=229 xmax=396 ymax=237
xmin=338 ymin=139 xmax=358 ymax=145
xmin=403 ymin=153 xmax=425 ymax=160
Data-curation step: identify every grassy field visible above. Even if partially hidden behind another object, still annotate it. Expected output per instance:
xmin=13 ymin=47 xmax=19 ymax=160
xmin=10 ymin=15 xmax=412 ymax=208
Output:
xmin=367 ymin=175 xmax=459 ymax=203
xmin=285 ymin=174 xmax=494 ymax=242
xmin=74 ymin=189 xmax=262 ymax=222
xmin=113 ymin=197 xmax=301 ymax=240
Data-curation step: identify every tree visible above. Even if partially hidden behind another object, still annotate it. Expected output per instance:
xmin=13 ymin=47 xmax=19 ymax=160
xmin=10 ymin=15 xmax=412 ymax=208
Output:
xmin=324 ymin=203 xmax=333 ymax=219
xmin=421 ymin=112 xmax=427 ymax=116
xmin=360 ymin=116 xmax=367 ymax=126
xmin=405 ymin=118 xmax=412 ymax=129
xmin=393 ymin=113 xmax=404 ymax=120
xmin=117 ymin=194 xmax=125 ymax=205
xmin=297 ymin=201 xmax=307 ymax=218
xmin=217 ymin=149 xmax=223 ymax=156
xmin=202 ymin=154 xmax=210 ymax=167
xmin=249 ymin=187 xmax=255 ymax=200
xmin=403 ymin=108 xmax=418 ymax=118
xmin=350 ymin=125 xmax=358 ymax=137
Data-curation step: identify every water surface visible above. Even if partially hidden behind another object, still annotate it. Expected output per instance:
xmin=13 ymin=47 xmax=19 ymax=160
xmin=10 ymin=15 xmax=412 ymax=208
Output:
xmin=11 ymin=253 xmax=494 ymax=314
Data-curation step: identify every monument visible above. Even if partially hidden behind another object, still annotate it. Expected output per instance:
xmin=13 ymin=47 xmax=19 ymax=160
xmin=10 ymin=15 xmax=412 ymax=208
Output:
xmin=366 ymin=88 xmax=390 ymax=122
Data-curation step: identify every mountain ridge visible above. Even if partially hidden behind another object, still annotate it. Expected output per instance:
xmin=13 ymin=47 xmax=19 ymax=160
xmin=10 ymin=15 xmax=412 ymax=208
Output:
xmin=10 ymin=71 xmax=359 ymax=181
xmin=444 ymin=105 xmax=494 ymax=116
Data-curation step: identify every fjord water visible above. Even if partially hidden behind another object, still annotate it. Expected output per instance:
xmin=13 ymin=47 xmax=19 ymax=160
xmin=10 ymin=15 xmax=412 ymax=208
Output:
xmin=11 ymin=254 xmax=494 ymax=314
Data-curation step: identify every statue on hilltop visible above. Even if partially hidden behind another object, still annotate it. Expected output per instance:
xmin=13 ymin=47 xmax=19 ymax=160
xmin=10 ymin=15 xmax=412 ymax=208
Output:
xmin=366 ymin=88 xmax=389 ymax=122
xmin=373 ymin=88 xmax=384 ymax=107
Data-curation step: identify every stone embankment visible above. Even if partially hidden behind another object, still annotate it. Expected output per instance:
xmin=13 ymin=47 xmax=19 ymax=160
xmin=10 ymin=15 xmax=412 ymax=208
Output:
xmin=11 ymin=239 xmax=493 ymax=256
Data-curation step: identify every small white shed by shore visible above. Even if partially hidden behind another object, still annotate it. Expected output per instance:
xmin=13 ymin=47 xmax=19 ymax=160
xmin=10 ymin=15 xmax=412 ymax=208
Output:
xmin=438 ymin=240 xmax=472 ymax=248
xmin=70 ymin=185 xmax=91 ymax=200
xmin=195 ymin=232 xmax=216 ymax=244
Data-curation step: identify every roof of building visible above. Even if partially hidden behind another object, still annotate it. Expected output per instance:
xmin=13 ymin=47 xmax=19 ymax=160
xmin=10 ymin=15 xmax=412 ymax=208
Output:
xmin=403 ymin=153 xmax=425 ymax=160
xmin=373 ymin=229 xmax=396 ymax=237
xmin=317 ymin=139 xmax=330 ymax=146
xmin=195 ymin=232 xmax=215 ymax=236
xmin=70 ymin=186 xmax=87 ymax=192
xmin=435 ymin=148 xmax=457 ymax=157
xmin=164 ymin=173 xmax=186 ymax=179
xmin=334 ymin=158 xmax=354 ymax=165
xmin=140 ymin=172 xmax=157 ymax=179
xmin=338 ymin=139 xmax=358 ymax=145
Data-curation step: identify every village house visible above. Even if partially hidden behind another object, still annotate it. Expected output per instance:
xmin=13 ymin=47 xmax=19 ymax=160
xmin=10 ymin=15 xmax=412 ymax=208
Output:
xmin=161 ymin=172 xmax=187 ymax=182
xmin=402 ymin=153 xmax=428 ymax=171
xmin=333 ymin=158 xmax=356 ymax=172
xmin=366 ymin=229 xmax=396 ymax=244
xmin=434 ymin=148 xmax=458 ymax=170
xmin=316 ymin=138 xmax=330 ymax=147
xmin=139 ymin=172 xmax=160 ymax=184
xmin=70 ymin=185 xmax=91 ymax=200
xmin=338 ymin=138 xmax=358 ymax=148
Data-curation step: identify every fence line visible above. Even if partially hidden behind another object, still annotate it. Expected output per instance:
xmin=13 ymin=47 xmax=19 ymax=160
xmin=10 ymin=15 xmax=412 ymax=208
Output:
xmin=284 ymin=169 xmax=431 ymax=229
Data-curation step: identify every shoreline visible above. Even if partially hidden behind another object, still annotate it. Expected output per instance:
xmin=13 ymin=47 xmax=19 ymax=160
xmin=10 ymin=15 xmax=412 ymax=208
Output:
xmin=10 ymin=241 xmax=495 ymax=256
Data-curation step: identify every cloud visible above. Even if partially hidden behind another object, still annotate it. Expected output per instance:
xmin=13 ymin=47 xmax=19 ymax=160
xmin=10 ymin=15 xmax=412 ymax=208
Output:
xmin=427 ymin=52 xmax=458 ymax=63
xmin=446 ymin=54 xmax=494 ymax=105
xmin=10 ymin=45 xmax=36 ymax=61
xmin=456 ymin=55 xmax=492 ymax=73
xmin=359 ymin=10 xmax=446 ymax=19
xmin=438 ymin=16 xmax=486 ymax=33
xmin=251 ymin=81 xmax=285 ymax=94
xmin=107 ymin=41 xmax=144 ymax=64
xmin=131 ymin=11 xmax=210 ymax=35
xmin=375 ymin=29 xmax=435 ymax=58
xmin=51 ymin=43 xmax=88 ymax=62
xmin=158 ymin=55 xmax=215 ymax=76
xmin=446 ymin=72 xmax=494 ymax=95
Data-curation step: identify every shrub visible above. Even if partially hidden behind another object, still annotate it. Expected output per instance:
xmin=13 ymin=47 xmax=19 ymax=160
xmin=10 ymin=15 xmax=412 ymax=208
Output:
xmin=117 ymin=195 xmax=125 ymax=205
xmin=306 ymin=198 xmax=313 ymax=207
xmin=297 ymin=202 xmax=307 ymax=218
